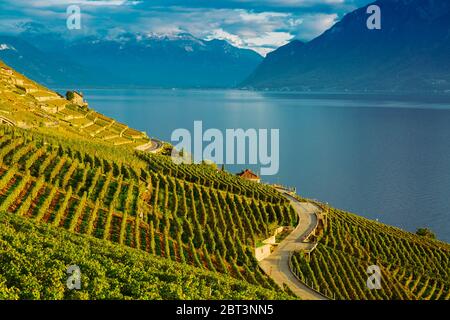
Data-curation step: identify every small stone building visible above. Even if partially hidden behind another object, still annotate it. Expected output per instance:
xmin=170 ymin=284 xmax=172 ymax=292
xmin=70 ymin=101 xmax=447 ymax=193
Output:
xmin=66 ymin=91 xmax=88 ymax=108
xmin=237 ymin=169 xmax=261 ymax=183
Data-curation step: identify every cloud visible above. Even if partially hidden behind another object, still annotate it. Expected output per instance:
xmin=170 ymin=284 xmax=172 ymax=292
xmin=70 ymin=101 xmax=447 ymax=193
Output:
xmin=7 ymin=0 xmax=139 ymax=7
xmin=207 ymin=29 xmax=245 ymax=47
xmin=131 ymin=7 xmax=342 ymax=55
xmin=129 ymin=8 xmax=298 ymax=55
xmin=205 ymin=28 xmax=293 ymax=56
xmin=293 ymin=13 xmax=339 ymax=40
xmin=244 ymin=32 xmax=295 ymax=56
xmin=134 ymin=0 xmax=356 ymax=12
xmin=0 ymin=0 xmax=373 ymax=54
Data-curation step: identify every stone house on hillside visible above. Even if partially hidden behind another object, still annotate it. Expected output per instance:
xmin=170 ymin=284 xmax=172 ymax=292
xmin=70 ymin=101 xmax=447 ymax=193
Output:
xmin=237 ymin=169 xmax=261 ymax=183
xmin=66 ymin=91 xmax=88 ymax=108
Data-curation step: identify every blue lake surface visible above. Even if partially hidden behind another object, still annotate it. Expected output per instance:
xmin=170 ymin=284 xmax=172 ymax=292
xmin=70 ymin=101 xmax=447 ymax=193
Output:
xmin=80 ymin=89 xmax=450 ymax=242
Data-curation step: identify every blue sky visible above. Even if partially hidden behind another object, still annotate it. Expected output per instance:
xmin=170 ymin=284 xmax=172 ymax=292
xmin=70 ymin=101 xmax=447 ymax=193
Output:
xmin=0 ymin=0 xmax=374 ymax=55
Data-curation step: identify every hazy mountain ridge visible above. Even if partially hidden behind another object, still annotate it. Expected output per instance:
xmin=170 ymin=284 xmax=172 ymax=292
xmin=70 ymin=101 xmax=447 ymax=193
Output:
xmin=0 ymin=35 xmax=93 ymax=86
xmin=243 ymin=0 xmax=450 ymax=92
xmin=0 ymin=27 xmax=263 ymax=88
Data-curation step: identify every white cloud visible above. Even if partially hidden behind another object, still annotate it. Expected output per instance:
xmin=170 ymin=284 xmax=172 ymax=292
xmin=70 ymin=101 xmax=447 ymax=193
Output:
xmin=293 ymin=13 xmax=338 ymax=40
xmin=2 ymin=0 xmax=344 ymax=55
xmin=246 ymin=31 xmax=293 ymax=47
xmin=238 ymin=11 xmax=288 ymax=23
xmin=205 ymin=29 xmax=292 ymax=56
xmin=134 ymin=8 xmax=323 ymax=55
xmin=232 ymin=0 xmax=345 ymax=8
xmin=207 ymin=29 xmax=245 ymax=47
xmin=12 ymin=0 xmax=139 ymax=7
xmin=241 ymin=31 xmax=294 ymax=55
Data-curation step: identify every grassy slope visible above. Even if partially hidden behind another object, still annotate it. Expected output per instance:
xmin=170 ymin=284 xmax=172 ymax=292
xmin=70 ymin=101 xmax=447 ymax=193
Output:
xmin=0 ymin=211 xmax=290 ymax=300
xmin=0 ymin=125 xmax=295 ymax=299
xmin=0 ymin=60 xmax=296 ymax=299
xmin=291 ymin=207 xmax=450 ymax=300
xmin=0 ymin=60 xmax=449 ymax=301
xmin=0 ymin=60 xmax=149 ymax=148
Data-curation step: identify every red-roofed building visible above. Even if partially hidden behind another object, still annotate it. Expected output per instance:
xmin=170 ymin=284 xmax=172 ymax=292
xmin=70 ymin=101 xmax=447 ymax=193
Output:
xmin=237 ymin=169 xmax=260 ymax=183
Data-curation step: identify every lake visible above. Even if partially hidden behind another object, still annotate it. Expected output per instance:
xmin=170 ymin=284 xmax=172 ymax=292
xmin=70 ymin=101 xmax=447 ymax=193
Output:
xmin=80 ymin=89 xmax=450 ymax=242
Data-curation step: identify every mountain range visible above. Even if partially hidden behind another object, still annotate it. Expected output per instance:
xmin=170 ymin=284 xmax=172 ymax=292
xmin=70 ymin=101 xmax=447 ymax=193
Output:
xmin=243 ymin=0 xmax=450 ymax=92
xmin=1 ymin=0 xmax=449 ymax=92
xmin=0 ymin=24 xmax=262 ymax=88
xmin=0 ymin=35 xmax=93 ymax=86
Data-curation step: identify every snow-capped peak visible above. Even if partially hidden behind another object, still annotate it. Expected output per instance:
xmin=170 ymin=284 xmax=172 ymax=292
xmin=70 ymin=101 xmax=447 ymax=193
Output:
xmin=0 ymin=44 xmax=16 ymax=51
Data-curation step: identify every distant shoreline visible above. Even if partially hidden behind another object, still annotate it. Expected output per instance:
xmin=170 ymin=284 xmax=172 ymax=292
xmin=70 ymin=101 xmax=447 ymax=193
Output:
xmin=50 ymin=86 xmax=450 ymax=107
xmin=50 ymin=85 xmax=450 ymax=96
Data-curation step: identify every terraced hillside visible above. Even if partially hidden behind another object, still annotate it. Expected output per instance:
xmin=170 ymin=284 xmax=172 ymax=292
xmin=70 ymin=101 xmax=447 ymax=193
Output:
xmin=0 ymin=60 xmax=149 ymax=148
xmin=0 ymin=126 xmax=297 ymax=297
xmin=290 ymin=208 xmax=450 ymax=300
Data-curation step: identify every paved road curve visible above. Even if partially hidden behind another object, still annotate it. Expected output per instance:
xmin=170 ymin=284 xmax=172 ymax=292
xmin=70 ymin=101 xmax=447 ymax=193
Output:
xmin=259 ymin=190 xmax=327 ymax=300
xmin=135 ymin=138 xmax=164 ymax=153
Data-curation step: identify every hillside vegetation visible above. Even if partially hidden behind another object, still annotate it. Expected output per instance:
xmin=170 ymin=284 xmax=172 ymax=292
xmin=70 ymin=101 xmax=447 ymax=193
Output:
xmin=0 ymin=60 xmax=448 ymax=300
xmin=0 ymin=60 xmax=149 ymax=147
xmin=291 ymin=208 xmax=450 ymax=300
xmin=0 ymin=125 xmax=296 ymax=298
xmin=0 ymin=211 xmax=290 ymax=299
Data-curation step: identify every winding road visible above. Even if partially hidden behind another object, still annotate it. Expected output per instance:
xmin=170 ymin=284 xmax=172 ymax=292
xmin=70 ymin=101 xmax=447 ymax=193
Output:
xmin=135 ymin=138 xmax=164 ymax=153
xmin=259 ymin=189 xmax=327 ymax=300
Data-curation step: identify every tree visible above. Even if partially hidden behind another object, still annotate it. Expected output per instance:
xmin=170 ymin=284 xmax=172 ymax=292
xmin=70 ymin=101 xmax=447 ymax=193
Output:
xmin=416 ymin=228 xmax=436 ymax=239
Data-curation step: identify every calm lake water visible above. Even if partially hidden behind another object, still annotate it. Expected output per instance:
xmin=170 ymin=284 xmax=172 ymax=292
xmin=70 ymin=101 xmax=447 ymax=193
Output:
xmin=80 ymin=89 xmax=450 ymax=242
